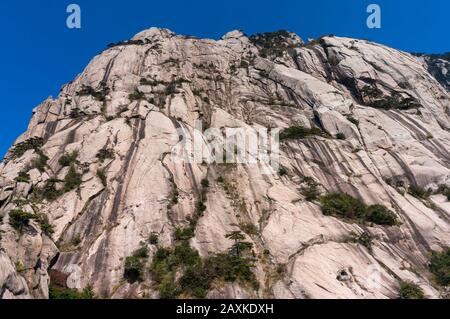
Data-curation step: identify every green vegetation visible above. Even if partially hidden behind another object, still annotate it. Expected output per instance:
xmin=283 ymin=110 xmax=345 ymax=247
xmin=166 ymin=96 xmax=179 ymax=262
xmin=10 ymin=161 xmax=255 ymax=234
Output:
xmin=15 ymin=261 xmax=26 ymax=274
xmin=429 ymin=248 xmax=449 ymax=286
xmin=149 ymin=233 xmax=159 ymax=245
xmin=249 ymin=30 xmax=302 ymax=58
xmin=360 ymin=85 xmax=382 ymax=101
xmin=72 ymin=235 xmax=82 ymax=246
xmin=124 ymin=247 xmax=149 ymax=283
xmin=107 ymin=39 xmax=145 ymax=48
xmin=174 ymin=227 xmax=195 ymax=241
xmin=77 ymin=85 xmax=109 ymax=102
xmin=49 ymin=284 xmax=95 ymax=299
xmin=280 ymin=126 xmax=327 ymax=140
xmin=240 ymin=223 xmax=258 ymax=236
xmin=9 ymin=209 xmax=54 ymax=235
xmin=437 ymin=185 xmax=450 ymax=201
xmin=39 ymin=179 xmax=63 ymax=201
xmin=15 ymin=171 xmax=30 ymax=183
xmin=140 ymin=78 xmax=164 ymax=86
xmin=36 ymin=214 xmax=55 ymax=236
xmin=346 ymin=116 xmax=360 ymax=126
xmin=9 ymin=209 xmax=36 ymax=232
xmin=301 ymin=177 xmax=320 ymax=202
xmin=150 ymin=231 xmax=258 ymax=299
xmin=321 ymin=193 xmax=398 ymax=226
xmin=173 ymin=177 xmax=210 ymax=241
xmin=408 ymin=185 xmax=431 ymax=199
xmin=97 ymin=169 xmax=107 ymax=187
xmin=335 ymin=133 xmax=346 ymax=140
xmin=96 ymin=148 xmax=115 ymax=163
xmin=366 ymin=205 xmax=398 ymax=226
xmin=9 ymin=137 xmax=44 ymax=159
xmin=59 ymin=151 xmax=79 ymax=167
xmin=201 ymin=178 xmax=210 ymax=189
xmin=128 ymin=89 xmax=146 ymax=101
xmin=31 ymin=151 xmax=49 ymax=172
xmin=347 ymin=231 xmax=373 ymax=251
xmin=278 ymin=166 xmax=288 ymax=177
xmin=360 ymin=86 xmax=420 ymax=110
xmin=64 ymin=164 xmax=82 ymax=192
xmin=398 ymin=282 xmax=426 ymax=299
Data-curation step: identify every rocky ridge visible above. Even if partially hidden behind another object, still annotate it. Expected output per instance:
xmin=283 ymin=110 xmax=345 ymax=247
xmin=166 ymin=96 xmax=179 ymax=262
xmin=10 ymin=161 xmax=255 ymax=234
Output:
xmin=0 ymin=28 xmax=449 ymax=299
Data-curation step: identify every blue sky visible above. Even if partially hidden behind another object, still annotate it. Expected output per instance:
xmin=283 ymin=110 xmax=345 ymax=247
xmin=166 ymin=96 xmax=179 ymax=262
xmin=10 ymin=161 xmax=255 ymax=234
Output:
xmin=0 ymin=0 xmax=449 ymax=158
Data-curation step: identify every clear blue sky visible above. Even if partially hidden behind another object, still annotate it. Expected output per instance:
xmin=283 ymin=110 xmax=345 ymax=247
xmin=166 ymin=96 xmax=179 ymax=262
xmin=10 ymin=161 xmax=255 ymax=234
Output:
xmin=0 ymin=0 xmax=449 ymax=158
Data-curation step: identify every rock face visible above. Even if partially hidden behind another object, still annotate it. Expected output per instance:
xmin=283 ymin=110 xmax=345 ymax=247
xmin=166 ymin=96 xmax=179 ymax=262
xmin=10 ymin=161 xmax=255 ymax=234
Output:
xmin=415 ymin=53 xmax=450 ymax=91
xmin=0 ymin=28 xmax=449 ymax=299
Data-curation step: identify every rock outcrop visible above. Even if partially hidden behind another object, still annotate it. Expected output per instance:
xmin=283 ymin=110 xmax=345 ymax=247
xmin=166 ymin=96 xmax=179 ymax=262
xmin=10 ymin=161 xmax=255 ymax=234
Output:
xmin=415 ymin=53 xmax=450 ymax=91
xmin=0 ymin=28 xmax=449 ymax=299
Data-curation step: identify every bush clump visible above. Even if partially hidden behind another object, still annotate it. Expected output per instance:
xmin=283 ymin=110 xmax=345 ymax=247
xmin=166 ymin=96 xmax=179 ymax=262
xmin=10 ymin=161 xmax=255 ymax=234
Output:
xmin=149 ymin=233 xmax=159 ymax=245
xmin=64 ymin=164 xmax=82 ymax=192
xmin=347 ymin=231 xmax=373 ymax=251
xmin=31 ymin=151 xmax=49 ymax=172
xmin=398 ymin=282 xmax=426 ymax=299
xmin=366 ymin=204 xmax=398 ymax=226
xmin=36 ymin=214 xmax=55 ymax=236
xmin=249 ymin=30 xmax=302 ymax=58
xmin=124 ymin=247 xmax=149 ymax=283
xmin=301 ymin=177 xmax=320 ymax=201
xmin=77 ymin=85 xmax=109 ymax=102
xmin=9 ymin=210 xmax=54 ymax=235
xmin=280 ymin=126 xmax=327 ymax=140
xmin=278 ymin=166 xmax=288 ymax=176
xmin=9 ymin=137 xmax=44 ymax=159
xmin=150 ymin=231 xmax=258 ymax=299
xmin=9 ymin=209 xmax=36 ymax=232
xmin=361 ymin=85 xmax=420 ymax=110
xmin=429 ymin=248 xmax=449 ymax=286
xmin=49 ymin=284 xmax=95 ymax=299
xmin=409 ymin=185 xmax=431 ymax=199
xmin=321 ymin=193 xmax=398 ymax=226
xmin=96 ymin=169 xmax=107 ymax=187
xmin=15 ymin=171 xmax=30 ymax=183
xmin=346 ymin=116 xmax=359 ymax=126
xmin=59 ymin=151 xmax=78 ymax=167
xmin=96 ymin=148 xmax=115 ymax=163
xmin=38 ymin=179 xmax=63 ymax=201
xmin=129 ymin=90 xmax=146 ymax=101
xmin=437 ymin=185 xmax=450 ymax=201
xmin=240 ymin=223 xmax=259 ymax=236
xmin=174 ymin=227 xmax=195 ymax=241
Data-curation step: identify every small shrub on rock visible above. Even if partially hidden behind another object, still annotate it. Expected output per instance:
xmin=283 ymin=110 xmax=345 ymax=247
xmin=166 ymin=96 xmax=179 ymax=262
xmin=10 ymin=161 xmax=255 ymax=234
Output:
xmin=9 ymin=209 xmax=36 ymax=232
xmin=15 ymin=171 xmax=30 ymax=183
xmin=430 ymin=248 xmax=449 ymax=286
xmin=64 ymin=164 xmax=82 ymax=192
xmin=280 ymin=126 xmax=327 ymax=140
xmin=321 ymin=193 xmax=398 ymax=226
xmin=409 ymin=185 xmax=431 ymax=199
xmin=398 ymin=281 xmax=426 ymax=299
xmin=96 ymin=148 xmax=115 ymax=163
xmin=59 ymin=151 xmax=79 ymax=167
xmin=366 ymin=204 xmax=398 ymax=226
xmin=9 ymin=137 xmax=44 ymax=159
xmin=124 ymin=247 xmax=149 ymax=283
